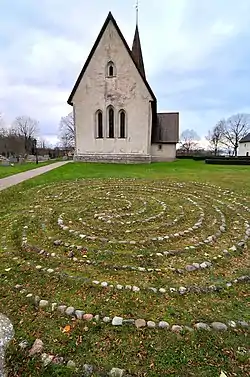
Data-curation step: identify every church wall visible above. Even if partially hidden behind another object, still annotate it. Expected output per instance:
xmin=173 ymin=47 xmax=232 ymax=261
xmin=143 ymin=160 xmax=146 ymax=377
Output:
xmin=72 ymin=20 xmax=153 ymax=159
xmin=151 ymin=143 xmax=176 ymax=161
xmin=238 ymin=142 xmax=250 ymax=156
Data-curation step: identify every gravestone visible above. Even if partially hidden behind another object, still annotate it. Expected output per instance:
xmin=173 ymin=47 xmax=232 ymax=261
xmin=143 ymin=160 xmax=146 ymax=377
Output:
xmin=0 ymin=314 xmax=14 ymax=377
xmin=1 ymin=160 xmax=10 ymax=167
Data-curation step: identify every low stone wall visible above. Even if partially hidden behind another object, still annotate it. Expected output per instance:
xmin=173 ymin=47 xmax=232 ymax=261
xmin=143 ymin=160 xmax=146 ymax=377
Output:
xmin=74 ymin=153 xmax=151 ymax=164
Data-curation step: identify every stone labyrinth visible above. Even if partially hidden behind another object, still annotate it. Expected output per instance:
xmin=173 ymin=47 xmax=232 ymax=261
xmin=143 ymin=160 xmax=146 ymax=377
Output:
xmin=1 ymin=178 xmax=250 ymax=332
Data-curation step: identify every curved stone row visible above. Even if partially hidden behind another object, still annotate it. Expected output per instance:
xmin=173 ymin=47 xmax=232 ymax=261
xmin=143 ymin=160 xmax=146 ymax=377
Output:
xmin=8 ymin=255 xmax=250 ymax=296
xmin=13 ymin=284 xmax=250 ymax=333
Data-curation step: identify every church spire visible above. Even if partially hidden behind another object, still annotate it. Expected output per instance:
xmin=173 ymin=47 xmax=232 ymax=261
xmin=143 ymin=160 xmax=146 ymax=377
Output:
xmin=131 ymin=1 xmax=146 ymax=78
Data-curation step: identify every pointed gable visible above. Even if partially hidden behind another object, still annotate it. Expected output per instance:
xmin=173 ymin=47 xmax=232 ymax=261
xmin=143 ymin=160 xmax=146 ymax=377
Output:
xmin=131 ymin=25 xmax=146 ymax=78
xmin=67 ymin=12 xmax=156 ymax=106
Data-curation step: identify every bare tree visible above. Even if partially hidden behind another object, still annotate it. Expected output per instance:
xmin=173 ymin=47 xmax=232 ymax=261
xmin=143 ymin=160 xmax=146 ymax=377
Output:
xmin=220 ymin=114 xmax=250 ymax=156
xmin=12 ymin=115 xmax=39 ymax=154
xmin=59 ymin=112 xmax=75 ymax=148
xmin=179 ymin=129 xmax=200 ymax=153
xmin=206 ymin=121 xmax=224 ymax=156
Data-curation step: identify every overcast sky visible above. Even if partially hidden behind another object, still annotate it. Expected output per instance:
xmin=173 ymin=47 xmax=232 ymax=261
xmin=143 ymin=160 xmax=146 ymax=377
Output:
xmin=0 ymin=0 xmax=250 ymax=145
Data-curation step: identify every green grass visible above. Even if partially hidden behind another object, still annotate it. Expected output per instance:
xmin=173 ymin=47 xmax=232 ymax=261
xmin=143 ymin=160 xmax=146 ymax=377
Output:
xmin=0 ymin=159 xmax=61 ymax=179
xmin=0 ymin=160 xmax=249 ymax=377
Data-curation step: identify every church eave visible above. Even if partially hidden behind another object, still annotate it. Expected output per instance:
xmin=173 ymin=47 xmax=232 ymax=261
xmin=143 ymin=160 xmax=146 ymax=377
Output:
xmin=67 ymin=11 xmax=156 ymax=106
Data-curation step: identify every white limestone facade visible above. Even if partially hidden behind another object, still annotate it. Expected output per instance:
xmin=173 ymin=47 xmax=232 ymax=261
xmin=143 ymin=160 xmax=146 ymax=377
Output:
xmin=238 ymin=141 xmax=250 ymax=157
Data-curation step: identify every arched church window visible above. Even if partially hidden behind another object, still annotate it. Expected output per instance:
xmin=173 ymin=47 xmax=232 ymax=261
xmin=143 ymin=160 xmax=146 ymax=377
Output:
xmin=96 ymin=110 xmax=103 ymax=138
xmin=119 ymin=110 xmax=126 ymax=138
xmin=108 ymin=107 xmax=114 ymax=138
xmin=107 ymin=61 xmax=116 ymax=77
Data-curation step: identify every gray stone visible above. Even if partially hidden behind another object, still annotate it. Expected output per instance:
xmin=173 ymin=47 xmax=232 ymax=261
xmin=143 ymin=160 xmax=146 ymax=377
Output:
xmin=19 ymin=340 xmax=29 ymax=349
xmin=123 ymin=319 xmax=135 ymax=325
xmin=112 ymin=317 xmax=123 ymax=326
xmin=82 ymin=364 xmax=94 ymax=376
xmin=39 ymin=300 xmax=49 ymax=308
xmin=135 ymin=319 xmax=146 ymax=328
xmin=67 ymin=360 xmax=76 ymax=369
xmin=194 ymin=322 xmax=211 ymax=330
xmin=192 ymin=263 xmax=200 ymax=269
xmin=211 ymin=322 xmax=228 ymax=331
xmin=179 ymin=286 xmax=187 ymax=294
xmin=29 ymin=339 xmax=44 ymax=356
xmin=103 ymin=317 xmax=111 ymax=323
xmin=171 ymin=325 xmax=183 ymax=333
xmin=75 ymin=310 xmax=84 ymax=319
xmin=41 ymin=353 xmax=54 ymax=367
xmin=238 ymin=321 xmax=248 ymax=328
xmin=0 ymin=314 xmax=14 ymax=376
xmin=185 ymin=265 xmax=196 ymax=272
xmin=158 ymin=321 xmax=170 ymax=329
xmin=65 ymin=307 xmax=75 ymax=316
xmin=57 ymin=305 xmax=67 ymax=313
xmin=109 ymin=367 xmax=125 ymax=377
xmin=53 ymin=240 xmax=62 ymax=246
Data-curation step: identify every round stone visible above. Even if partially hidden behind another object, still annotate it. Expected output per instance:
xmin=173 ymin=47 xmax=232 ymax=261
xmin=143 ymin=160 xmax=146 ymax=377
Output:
xmin=39 ymin=300 xmax=49 ymax=308
xmin=83 ymin=314 xmax=93 ymax=321
xmin=101 ymin=282 xmax=108 ymax=287
xmin=112 ymin=316 xmax=123 ymax=326
xmin=211 ymin=322 xmax=228 ymax=331
xmin=103 ymin=317 xmax=111 ymax=323
xmin=67 ymin=360 xmax=76 ymax=369
xmin=185 ymin=265 xmax=196 ymax=272
xmin=132 ymin=286 xmax=140 ymax=292
xmin=65 ymin=307 xmax=75 ymax=316
xmin=135 ymin=319 xmax=146 ymax=328
xmin=179 ymin=287 xmax=187 ymax=294
xmin=238 ymin=321 xmax=249 ymax=328
xmin=171 ymin=325 xmax=183 ymax=333
xmin=159 ymin=288 xmax=166 ymax=293
xmin=29 ymin=339 xmax=44 ymax=356
xmin=75 ymin=310 xmax=84 ymax=319
xmin=194 ymin=322 xmax=211 ymax=330
xmin=108 ymin=368 xmax=125 ymax=377
xmin=57 ymin=305 xmax=67 ymax=313
xmin=158 ymin=321 xmax=170 ymax=329
xmin=147 ymin=321 xmax=156 ymax=328
xmin=83 ymin=364 xmax=94 ymax=376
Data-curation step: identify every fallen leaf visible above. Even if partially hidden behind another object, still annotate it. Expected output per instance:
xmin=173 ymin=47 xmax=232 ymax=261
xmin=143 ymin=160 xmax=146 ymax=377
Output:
xmin=62 ymin=325 xmax=71 ymax=333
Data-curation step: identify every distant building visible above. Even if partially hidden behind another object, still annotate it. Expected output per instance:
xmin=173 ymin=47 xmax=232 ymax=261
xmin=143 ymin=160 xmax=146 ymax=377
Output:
xmin=238 ymin=133 xmax=250 ymax=156
xmin=67 ymin=12 xmax=179 ymax=163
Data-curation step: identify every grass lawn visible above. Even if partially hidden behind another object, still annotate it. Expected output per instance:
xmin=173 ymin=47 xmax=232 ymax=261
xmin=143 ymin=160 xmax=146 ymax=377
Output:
xmin=0 ymin=159 xmax=61 ymax=179
xmin=0 ymin=160 xmax=249 ymax=377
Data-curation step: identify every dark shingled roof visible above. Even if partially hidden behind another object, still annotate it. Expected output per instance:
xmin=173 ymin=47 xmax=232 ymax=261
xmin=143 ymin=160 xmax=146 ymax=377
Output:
xmin=239 ymin=132 xmax=250 ymax=143
xmin=152 ymin=113 xmax=179 ymax=144
xmin=131 ymin=25 xmax=146 ymax=78
xmin=67 ymin=12 xmax=156 ymax=106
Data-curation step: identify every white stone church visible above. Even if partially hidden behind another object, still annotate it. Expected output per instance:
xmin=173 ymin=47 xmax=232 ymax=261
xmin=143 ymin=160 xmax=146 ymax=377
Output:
xmin=68 ymin=12 xmax=179 ymax=163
